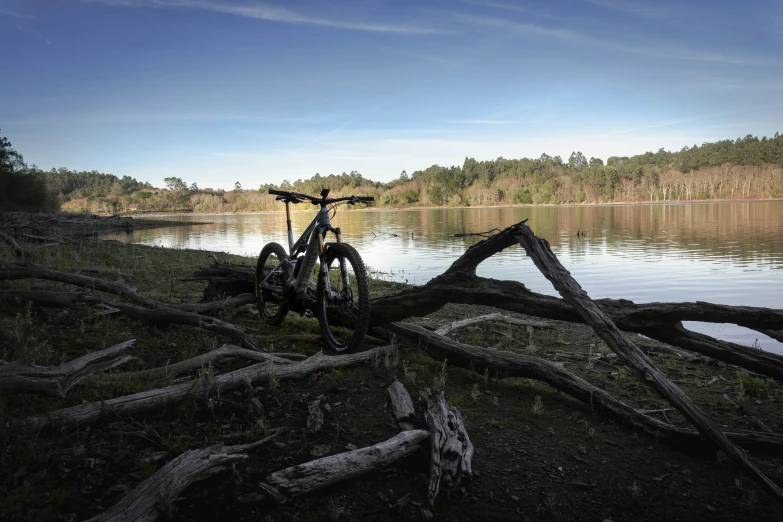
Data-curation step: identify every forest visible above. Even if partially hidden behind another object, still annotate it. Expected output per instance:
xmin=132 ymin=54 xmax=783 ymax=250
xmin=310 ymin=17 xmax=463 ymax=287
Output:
xmin=2 ymin=130 xmax=782 ymax=214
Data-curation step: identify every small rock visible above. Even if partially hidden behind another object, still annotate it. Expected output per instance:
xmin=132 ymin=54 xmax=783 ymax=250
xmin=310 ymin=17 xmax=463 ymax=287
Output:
xmin=570 ymin=481 xmax=591 ymax=489
xmin=577 ymin=446 xmax=588 ymax=456
xmin=345 ymin=443 xmax=358 ymax=451
xmin=273 ymin=441 xmax=286 ymax=449
xmin=511 ymin=495 xmax=519 ymax=502
xmin=310 ymin=444 xmax=330 ymax=457
xmin=421 ymin=508 xmax=434 ymax=520
xmin=706 ymin=505 xmax=716 ymax=512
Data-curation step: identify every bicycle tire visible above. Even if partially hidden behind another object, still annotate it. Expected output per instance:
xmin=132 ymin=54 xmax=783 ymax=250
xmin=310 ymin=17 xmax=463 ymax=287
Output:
xmin=316 ymin=243 xmax=370 ymax=353
xmin=255 ymin=242 xmax=290 ymax=325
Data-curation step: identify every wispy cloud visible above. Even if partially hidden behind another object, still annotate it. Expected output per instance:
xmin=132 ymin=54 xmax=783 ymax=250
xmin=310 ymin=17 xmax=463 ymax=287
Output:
xmin=453 ymin=13 xmax=782 ymax=67
xmin=460 ymin=0 xmax=557 ymax=19
xmin=82 ymin=0 xmax=448 ymax=35
xmin=585 ymin=116 xmax=706 ymax=139
xmin=583 ymin=0 xmax=661 ymax=17
xmin=449 ymin=119 xmax=516 ymax=125
xmin=16 ymin=24 xmax=51 ymax=45
xmin=0 ymin=9 xmax=34 ymax=19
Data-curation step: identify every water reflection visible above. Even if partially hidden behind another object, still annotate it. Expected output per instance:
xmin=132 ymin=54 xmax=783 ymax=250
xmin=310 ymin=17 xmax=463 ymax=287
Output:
xmin=107 ymin=201 xmax=783 ymax=352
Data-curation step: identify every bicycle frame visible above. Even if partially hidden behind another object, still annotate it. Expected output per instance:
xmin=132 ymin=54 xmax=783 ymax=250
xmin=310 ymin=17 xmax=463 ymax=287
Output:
xmin=265 ymin=200 xmax=348 ymax=304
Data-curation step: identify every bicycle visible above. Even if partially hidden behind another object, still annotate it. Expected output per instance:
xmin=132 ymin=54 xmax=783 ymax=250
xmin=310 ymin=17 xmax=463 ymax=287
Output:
xmin=255 ymin=188 xmax=374 ymax=353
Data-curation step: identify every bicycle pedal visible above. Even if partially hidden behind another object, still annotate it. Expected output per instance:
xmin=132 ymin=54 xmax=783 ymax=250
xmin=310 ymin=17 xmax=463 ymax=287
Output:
xmin=301 ymin=309 xmax=314 ymax=318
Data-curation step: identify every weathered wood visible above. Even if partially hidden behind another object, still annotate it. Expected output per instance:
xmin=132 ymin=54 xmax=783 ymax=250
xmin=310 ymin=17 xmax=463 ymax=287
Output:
xmin=0 ymin=230 xmax=29 ymax=257
xmin=173 ymin=293 xmax=255 ymax=314
xmin=190 ymin=233 xmax=783 ymax=381
xmin=265 ymin=429 xmax=429 ymax=497
xmin=103 ymin=344 xmax=293 ymax=382
xmin=85 ymin=431 xmax=281 ymax=522
xmin=0 ymin=289 xmax=85 ymax=308
xmin=387 ymin=379 xmax=416 ymax=431
xmin=12 ymin=346 xmax=390 ymax=432
xmin=0 ymin=287 xmax=260 ymax=351
xmin=435 ymin=312 xmax=554 ymax=336
xmin=0 ymin=340 xmax=136 ymax=397
xmin=386 ymin=323 xmax=783 ymax=455
xmin=306 ymin=396 xmax=325 ymax=433
xmin=89 ymin=294 xmax=259 ymax=350
xmin=423 ymin=388 xmax=473 ymax=505
xmin=0 ymin=266 xmax=152 ymax=306
xmin=514 ymin=223 xmax=783 ymax=503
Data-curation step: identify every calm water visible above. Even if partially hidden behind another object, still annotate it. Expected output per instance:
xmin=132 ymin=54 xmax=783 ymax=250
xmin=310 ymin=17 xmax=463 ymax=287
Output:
xmin=106 ymin=201 xmax=783 ymax=353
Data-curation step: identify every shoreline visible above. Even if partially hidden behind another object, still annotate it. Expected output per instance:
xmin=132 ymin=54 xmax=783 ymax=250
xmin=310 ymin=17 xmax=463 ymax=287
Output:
xmin=121 ymin=196 xmax=782 ymax=218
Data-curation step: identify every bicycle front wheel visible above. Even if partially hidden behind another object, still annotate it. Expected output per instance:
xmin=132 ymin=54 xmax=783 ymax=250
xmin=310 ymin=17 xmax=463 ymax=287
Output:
xmin=316 ymin=243 xmax=370 ymax=353
xmin=256 ymin=242 xmax=290 ymax=325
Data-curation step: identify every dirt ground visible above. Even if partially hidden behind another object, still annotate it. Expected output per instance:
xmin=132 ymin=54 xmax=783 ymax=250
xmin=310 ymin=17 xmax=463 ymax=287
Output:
xmin=1 ymin=232 xmax=783 ymax=522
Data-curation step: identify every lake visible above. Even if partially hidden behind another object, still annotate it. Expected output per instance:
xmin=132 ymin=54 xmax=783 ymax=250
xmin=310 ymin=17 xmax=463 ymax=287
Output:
xmin=106 ymin=201 xmax=783 ymax=353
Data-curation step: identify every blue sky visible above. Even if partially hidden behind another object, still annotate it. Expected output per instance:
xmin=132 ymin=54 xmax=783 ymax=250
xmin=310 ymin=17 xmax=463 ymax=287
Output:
xmin=2 ymin=0 xmax=782 ymax=190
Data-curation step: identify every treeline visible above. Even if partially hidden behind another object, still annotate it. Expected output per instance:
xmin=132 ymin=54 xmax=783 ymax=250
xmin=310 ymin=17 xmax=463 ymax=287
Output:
xmin=0 ymin=131 xmax=53 ymax=211
xmin=3 ymin=130 xmax=783 ymax=215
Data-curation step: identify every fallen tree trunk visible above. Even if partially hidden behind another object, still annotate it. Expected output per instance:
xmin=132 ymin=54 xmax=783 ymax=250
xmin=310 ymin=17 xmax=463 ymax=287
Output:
xmin=514 ymin=222 xmax=783 ymax=503
xmin=0 ymin=230 xmax=29 ymax=258
xmin=0 ymin=340 xmax=136 ymax=397
xmin=435 ymin=312 xmax=554 ymax=336
xmin=103 ymin=343 xmax=294 ymax=382
xmin=0 ymin=289 xmax=85 ymax=308
xmin=188 ymin=234 xmax=783 ymax=382
xmin=12 ymin=346 xmax=389 ymax=432
xmin=264 ymin=429 xmax=429 ymax=498
xmin=386 ymin=323 xmax=783 ymax=455
xmin=173 ymin=293 xmax=255 ymax=314
xmin=89 ymin=294 xmax=259 ymax=350
xmin=86 ymin=431 xmax=282 ymax=522
xmin=0 ymin=266 xmax=152 ymax=306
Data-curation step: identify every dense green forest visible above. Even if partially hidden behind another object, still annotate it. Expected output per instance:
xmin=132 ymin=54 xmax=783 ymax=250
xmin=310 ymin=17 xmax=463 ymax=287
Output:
xmin=3 ymin=130 xmax=783 ymax=214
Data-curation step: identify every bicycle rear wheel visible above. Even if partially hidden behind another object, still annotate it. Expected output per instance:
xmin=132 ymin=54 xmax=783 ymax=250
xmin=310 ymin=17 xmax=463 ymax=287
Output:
xmin=316 ymin=243 xmax=370 ymax=353
xmin=256 ymin=242 xmax=290 ymax=325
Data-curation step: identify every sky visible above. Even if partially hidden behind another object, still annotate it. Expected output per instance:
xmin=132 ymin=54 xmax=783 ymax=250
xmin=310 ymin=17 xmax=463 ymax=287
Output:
xmin=2 ymin=0 xmax=782 ymax=190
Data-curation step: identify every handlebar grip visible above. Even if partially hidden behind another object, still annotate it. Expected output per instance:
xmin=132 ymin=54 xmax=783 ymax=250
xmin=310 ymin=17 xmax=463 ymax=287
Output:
xmin=268 ymin=189 xmax=289 ymax=196
xmin=357 ymin=196 xmax=374 ymax=202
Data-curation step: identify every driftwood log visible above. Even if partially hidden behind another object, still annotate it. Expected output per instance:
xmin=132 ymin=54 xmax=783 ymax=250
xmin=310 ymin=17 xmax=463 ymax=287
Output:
xmin=264 ymin=429 xmax=430 ymax=498
xmin=0 ymin=340 xmax=136 ymax=397
xmin=0 ymin=230 xmax=30 ymax=258
xmin=103 ymin=344 xmax=294 ymax=383
xmin=387 ymin=323 xmax=783 ymax=454
xmin=192 ymin=227 xmax=783 ymax=382
xmin=86 ymin=431 xmax=282 ymax=522
xmin=12 ymin=347 xmax=390 ymax=432
xmin=513 ymin=223 xmax=783 ymax=502
xmin=423 ymin=388 xmax=473 ymax=505
xmin=387 ymin=379 xmax=416 ymax=431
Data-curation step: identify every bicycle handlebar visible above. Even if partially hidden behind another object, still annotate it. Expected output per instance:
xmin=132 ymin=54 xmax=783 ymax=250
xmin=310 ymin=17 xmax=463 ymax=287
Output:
xmin=268 ymin=189 xmax=374 ymax=205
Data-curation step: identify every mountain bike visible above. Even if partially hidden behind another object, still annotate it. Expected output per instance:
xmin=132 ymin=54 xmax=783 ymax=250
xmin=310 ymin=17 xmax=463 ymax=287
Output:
xmin=255 ymin=188 xmax=374 ymax=353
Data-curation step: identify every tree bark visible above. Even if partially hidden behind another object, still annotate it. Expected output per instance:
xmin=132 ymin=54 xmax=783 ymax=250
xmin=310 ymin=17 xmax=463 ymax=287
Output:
xmin=264 ymin=429 xmax=429 ymax=498
xmin=85 ymin=431 xmax=282 ymax=522
xmin=387 ymin=380 xmax=416 ymax=431
xmin=0 ymin=340 xmax=136 ymax=397
xmin=423 ymin=388 xmax=473 ymax=505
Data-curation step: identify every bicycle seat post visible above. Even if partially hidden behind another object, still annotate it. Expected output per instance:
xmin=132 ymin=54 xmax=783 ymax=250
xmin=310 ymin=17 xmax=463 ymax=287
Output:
xmin=285 ymin=200 xmax=294 ymax=253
